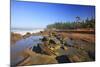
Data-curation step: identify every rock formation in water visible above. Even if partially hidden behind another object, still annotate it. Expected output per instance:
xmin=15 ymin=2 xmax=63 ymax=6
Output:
xmin=23 ymin=32 xmax=31 ymax=39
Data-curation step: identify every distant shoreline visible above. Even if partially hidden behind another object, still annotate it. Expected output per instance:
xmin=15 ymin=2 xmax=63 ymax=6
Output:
xmin=11 ymin=28 xmax=45 ymax=35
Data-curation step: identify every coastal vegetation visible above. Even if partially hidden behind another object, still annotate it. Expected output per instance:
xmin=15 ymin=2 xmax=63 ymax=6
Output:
xmin=47 ymin=17 xmax=95 ymax=29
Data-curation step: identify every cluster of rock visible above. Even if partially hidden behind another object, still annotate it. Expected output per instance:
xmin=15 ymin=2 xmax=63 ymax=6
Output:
xmin=31 ymin=32 xmax=75 ymax=63
xmin=32 ymin=32 xmax=95 ymax=63
xmin=33 ymin=32 xmax=66 ymax=55
xmin=11 ymin=31 xmax=95 ymax=65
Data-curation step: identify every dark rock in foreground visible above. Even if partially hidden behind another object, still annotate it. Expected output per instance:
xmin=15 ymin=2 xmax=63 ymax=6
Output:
xmin=56 ymin=55 xmax=71 ymax=63
xmin=32 ymin=44 xmax=42 ymax=54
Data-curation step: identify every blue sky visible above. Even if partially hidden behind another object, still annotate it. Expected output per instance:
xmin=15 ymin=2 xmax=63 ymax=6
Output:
xmin=11 ymin=0 xmax=95 ymax=28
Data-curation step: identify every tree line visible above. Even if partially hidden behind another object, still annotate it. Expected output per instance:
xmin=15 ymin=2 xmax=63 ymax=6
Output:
xmin=47 ymin=17 xmax=95 ymax=29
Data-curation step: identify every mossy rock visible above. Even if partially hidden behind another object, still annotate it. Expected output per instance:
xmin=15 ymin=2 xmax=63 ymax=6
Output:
xmin=49 ymin=37 xmax=61 ymax=45
xmin=42 ymin=36 xmax=49 ymax=42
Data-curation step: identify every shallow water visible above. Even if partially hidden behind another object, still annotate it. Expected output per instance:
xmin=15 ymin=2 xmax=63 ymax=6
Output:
xmin=11 ymin=36 xmax=43 ymax=65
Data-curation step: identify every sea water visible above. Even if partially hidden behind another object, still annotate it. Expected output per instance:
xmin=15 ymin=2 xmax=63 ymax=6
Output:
xmin=11 ymin=28 xmax=45 ymax=35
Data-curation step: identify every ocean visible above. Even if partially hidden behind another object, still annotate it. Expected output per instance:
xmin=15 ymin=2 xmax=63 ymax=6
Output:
xmin=11 ymin=28 xmax=45 ymax=35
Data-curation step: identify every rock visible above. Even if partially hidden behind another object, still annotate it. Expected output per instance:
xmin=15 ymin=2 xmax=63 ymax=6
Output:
xmin=23 ymin=32 xmax=31 ymax=39
xmin=55 ymin=34 xmax=63 ymax=40
xmin=42 ymin=36 xmax=49 ymax=42
xmin=32 ymin=44 xmax=42 ymax=54
xmin=68 ymin=55 xmax=81 ymax=62
xmin=60 ymin=46 xmax=68 ymax=51
xmin=32 ymin=42 xmax=56 ymax=56
xmin=56 ymin=55 xmax=71 ymax=63
xmin=49 ymin=32 xmax=56 ymax=37
xmin=11 ymin=32 xmax=23 ymax=44
xmin=64 ymin=38 xmax=74 ymax=47
xmin=87 ymin=51 xmax=95 ymax=60
xmin=30 ymin=54 xmax=57 ymax=65
xmin=39 ymin=43 xmax=57 ymax=56
xmin=68 ymin=49 xmax=92 ymax=62
xmin=49 ymin=37 xmax=61 ymax=45
xmin=17 ymin=49 xmax=58 ymax=66
xmin=39 ymin=36 xmax=63 ymax=56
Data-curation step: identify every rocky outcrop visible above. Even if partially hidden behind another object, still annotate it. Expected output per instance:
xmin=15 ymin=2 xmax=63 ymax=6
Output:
xmin=17 ymin=49 xmax=58 ymax=66
xmin=11 ymin=32 xmax=23 ymax=44
xmin=41 ymin=36 xmax=49 ymax=42
xmin=63 ymin=38 xmax=74 ymax=47
xmin=11 ymin=30 xmax=95 ymax=66
xmin=31 ymin=32 xmax=95 ymax=64
xmin=56 ymin=55 xmax=71 ymax=63
xmin=23 ymin=32 xmax=31 ymax=39
xmin=32 ymin=44 xmax=42 ymax=54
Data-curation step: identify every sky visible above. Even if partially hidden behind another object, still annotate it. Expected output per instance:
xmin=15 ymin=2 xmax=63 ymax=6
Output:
xmin=11 ymin=0 xmax=95 ymax=29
